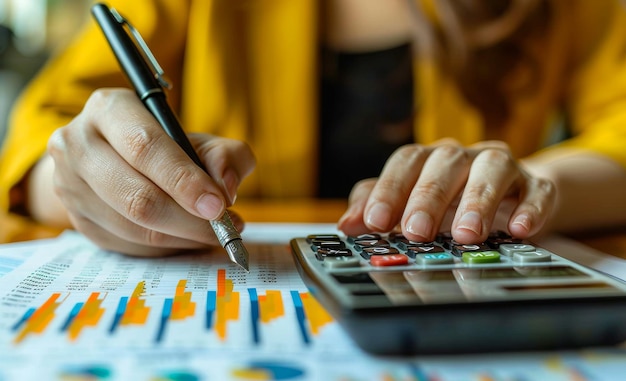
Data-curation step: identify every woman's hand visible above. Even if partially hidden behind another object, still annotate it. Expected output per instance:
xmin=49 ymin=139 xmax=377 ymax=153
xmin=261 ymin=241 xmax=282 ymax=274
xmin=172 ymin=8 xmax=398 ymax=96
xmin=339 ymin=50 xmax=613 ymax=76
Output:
xmin=42 ymin=88 xmax=255 ymax=256
xmin=338 ymin=139 xmax=556 ymax=244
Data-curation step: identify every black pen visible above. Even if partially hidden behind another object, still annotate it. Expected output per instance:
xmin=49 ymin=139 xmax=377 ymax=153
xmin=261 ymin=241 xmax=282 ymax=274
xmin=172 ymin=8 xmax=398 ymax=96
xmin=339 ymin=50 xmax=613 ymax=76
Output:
xmin=91 ymin=3 xmax=249 ymax=271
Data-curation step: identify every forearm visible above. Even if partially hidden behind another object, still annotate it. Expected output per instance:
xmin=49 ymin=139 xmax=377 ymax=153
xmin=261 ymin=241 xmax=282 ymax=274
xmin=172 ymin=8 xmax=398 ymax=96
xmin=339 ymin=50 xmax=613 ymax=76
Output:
xmin=523 ymin=148 xmax=626 ymax=234
xmin=26 ymin=154 xmax=71 ymax=228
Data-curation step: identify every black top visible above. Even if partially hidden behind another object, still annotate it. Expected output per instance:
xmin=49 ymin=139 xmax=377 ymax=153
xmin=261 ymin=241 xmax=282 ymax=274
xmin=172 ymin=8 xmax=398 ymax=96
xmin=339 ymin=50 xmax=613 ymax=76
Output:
xmin=318 ymin=43 xmax=415 ymax=198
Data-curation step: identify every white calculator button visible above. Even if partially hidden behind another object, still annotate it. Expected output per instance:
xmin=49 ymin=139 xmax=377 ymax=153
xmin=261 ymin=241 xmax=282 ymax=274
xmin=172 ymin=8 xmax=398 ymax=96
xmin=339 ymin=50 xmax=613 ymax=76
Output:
xmin=513 ymin=249 xmax=552 ymax=263
xmin=323 ymin=256 xmax=362 ymax=269
xmin=499 ymin=243 xmax=535 ymax=257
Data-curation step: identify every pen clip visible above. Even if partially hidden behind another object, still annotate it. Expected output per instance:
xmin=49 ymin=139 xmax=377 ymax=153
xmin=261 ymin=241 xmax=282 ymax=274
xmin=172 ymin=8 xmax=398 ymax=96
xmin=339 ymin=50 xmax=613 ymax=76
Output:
xmin=110 ymin=7 xmax=172 ymax=90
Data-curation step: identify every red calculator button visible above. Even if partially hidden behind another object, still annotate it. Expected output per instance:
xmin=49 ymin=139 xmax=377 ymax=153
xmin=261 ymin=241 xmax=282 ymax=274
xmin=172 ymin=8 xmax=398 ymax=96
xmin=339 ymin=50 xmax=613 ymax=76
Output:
xmin=370 ymin=254 xmax=409 ymax=267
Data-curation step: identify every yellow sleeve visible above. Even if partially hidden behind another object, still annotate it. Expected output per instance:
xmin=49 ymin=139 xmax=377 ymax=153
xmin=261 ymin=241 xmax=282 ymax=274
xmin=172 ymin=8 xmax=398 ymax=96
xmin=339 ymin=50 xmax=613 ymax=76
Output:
xmin=0 ymin=0 xmax=189 ymax=212
xmin=555 ymin=0 xmax=626 ymax=169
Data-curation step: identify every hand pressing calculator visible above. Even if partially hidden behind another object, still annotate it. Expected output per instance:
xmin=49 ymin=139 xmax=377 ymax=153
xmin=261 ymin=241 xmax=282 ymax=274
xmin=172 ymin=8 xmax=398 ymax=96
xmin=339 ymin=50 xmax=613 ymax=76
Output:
xmin=290 ymin=231 xmax=626 ymax=355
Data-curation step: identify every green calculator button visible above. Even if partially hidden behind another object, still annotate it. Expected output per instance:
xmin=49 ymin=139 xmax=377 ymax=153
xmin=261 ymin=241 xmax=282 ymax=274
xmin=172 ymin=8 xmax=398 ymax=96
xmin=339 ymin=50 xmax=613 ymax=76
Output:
xmin=462 ymin=250 xmax=501 ymax=264
xmin=414 ymin=252 xmax=454 ymax=265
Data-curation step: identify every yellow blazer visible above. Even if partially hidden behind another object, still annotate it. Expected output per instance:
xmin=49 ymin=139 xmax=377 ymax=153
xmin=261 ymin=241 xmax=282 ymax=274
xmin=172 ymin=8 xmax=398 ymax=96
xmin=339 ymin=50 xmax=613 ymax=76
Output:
xmin=2 ymin=0 xmax=626 ymax=212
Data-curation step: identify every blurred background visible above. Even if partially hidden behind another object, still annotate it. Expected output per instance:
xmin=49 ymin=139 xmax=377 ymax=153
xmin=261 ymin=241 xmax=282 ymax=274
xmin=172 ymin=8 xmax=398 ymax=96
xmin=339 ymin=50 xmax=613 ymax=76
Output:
xmin=0 ymin=0 xmax=89 ymax=143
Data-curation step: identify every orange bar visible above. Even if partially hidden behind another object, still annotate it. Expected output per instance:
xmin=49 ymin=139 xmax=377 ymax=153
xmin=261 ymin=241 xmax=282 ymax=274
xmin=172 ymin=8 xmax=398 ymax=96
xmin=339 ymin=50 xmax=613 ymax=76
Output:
xmin=13 ymin=293 xmax=63 ymax=344
xmin=67 ymin=292 xmax=105 ymax=341
xmin=214 ymin=269 xmax=239 ymax=340
xmin=300 ymin=293 xmax=333 ymax=335
xmin=217 ymin=269 xmax=226 ymax=297
xmin=171 ymin=279 xmax=196 ymax=320
xmin=131 ymin=281 xmax=145 ymax=297
xmin=27 ymin=293 xmax=60 ymax=322
xmin=122 ymin=282 xmax=151 ymax=325
xmin=259 ymin=290 xmax=285 ymax=323
xmin=176 ymin=280 xmax=187 ymax=295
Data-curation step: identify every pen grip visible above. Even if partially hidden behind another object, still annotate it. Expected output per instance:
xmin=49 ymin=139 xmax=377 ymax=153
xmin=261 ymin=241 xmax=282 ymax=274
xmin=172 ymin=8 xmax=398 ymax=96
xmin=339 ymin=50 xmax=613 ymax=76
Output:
xmin=144 ymin=95 xmax=205 ymax=171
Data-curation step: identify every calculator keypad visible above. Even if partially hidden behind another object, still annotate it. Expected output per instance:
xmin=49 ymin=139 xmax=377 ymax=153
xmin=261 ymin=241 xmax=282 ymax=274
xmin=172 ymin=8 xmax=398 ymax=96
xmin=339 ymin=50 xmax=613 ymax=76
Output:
xmin=307 ymin=231 xmax=550 ymax=271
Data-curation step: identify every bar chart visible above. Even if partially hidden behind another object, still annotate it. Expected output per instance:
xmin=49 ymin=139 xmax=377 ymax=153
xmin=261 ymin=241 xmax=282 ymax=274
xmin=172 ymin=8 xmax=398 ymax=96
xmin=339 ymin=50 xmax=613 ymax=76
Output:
xmin=10 ymin=270 xmax=333 ymax=348
xmin=1 ymin=229 xmax=625 ymax=380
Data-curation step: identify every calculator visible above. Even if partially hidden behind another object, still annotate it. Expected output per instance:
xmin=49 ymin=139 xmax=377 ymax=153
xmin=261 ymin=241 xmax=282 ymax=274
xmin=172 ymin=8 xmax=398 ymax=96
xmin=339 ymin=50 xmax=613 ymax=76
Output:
xmin=290 ymin=231 xmax=626 ymax=355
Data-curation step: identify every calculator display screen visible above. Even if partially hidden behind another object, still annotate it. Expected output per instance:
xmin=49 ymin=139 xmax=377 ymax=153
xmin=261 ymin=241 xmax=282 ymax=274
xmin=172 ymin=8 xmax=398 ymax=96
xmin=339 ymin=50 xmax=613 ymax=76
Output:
xmin=332 ymin=266 xmax=625 ymax=304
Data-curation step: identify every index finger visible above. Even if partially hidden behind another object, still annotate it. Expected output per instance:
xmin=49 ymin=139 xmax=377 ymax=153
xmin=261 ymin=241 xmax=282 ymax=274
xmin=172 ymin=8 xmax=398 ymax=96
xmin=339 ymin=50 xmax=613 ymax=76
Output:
xmin=87 ymin=88 xmax=226 ymax=221
xmin=362 ymin=145 xmax=430 ymax=232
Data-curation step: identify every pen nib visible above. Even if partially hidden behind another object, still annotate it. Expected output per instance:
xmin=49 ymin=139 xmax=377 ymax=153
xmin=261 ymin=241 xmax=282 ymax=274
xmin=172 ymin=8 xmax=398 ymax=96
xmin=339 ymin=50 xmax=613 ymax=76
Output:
xmin=225 ymin=239 xmax=250 ymax=272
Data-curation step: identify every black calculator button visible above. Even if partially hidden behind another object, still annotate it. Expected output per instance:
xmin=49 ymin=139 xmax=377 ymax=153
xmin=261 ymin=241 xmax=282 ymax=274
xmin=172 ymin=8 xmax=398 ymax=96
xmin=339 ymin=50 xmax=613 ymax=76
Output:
xmin=360 ymin=247 xmax=399 ymax=260
xmin=397 ymin=240 xmax=436 ymax=251
xmin=487 ymin=231 xmax=530 ymax=244
xmin=363 ymin=246 xmax=399 ymax=255
xmin=405 ymin=245 xmax=444 ymax=258
xmin=315 ymin=248 xmax=353 ymax=261
xmin=452 ymin=243 xmax=490 ymax=257
xmin=317 ymin=247 xmax=352 ymax=257
xmin=488 ymin=230 xmax=511 ymax=239
xmin=306 ymin=234 xmax=340 ymax=243
xmin=487 ymin=236 xmax=525 ymax=249
xmin=310 ymin=240 xmax=345 ymax=251
xmin=388 ymin=232 xmax=409 ymax=244
xmin=436 ymin=232 xmax=453 ymax=243
xmin=443 ymin=239 xmax=461 ymax=250
xmin=347 ymin=233 xmax=381 ymax=243
xmin=353 ymin=239 xmax=390 ymax=251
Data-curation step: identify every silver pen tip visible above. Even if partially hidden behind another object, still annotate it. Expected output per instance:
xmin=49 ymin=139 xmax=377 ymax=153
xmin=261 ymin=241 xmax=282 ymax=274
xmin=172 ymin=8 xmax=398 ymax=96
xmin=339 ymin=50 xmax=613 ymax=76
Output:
xmin=225 ymin=239 xmax=250 ymax=272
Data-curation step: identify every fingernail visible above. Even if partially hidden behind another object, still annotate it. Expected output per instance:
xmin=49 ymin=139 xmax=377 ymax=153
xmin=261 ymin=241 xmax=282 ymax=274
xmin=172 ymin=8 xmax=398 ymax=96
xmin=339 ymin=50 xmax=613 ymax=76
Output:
xmin=221 ymin=169 xmax=239 ymax=205
xmin=365 ymin=203 xmax=392 ymax=231
xmin=457 ymin=211 xmax=482 ymax=235
xmin=406 ymin=211 xmax=433 ymax=239
xmin=338 ymin=202 xmax=359 ymax=227
xmin=512 ymin=214 xmax=531 ymax=232
xmin=196 ymin=193 xmax=224 ymax=220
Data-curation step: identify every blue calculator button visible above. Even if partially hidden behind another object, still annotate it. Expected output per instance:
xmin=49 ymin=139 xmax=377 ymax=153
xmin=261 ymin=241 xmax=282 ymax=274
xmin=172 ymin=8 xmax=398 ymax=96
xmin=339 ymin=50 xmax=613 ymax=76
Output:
xmin=414 ymin=252 xmax=454 ymax=265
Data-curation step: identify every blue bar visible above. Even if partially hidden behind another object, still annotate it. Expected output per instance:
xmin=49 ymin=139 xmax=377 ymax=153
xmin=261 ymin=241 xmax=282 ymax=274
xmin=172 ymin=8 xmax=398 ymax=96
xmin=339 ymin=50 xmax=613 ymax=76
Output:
xmin=155 ymin=298 xmax=173 ymax=343
xmin=109 ymin=296 xmax=128 ymax=334
xmin=60 ymin=302 xmax=84 ymax=332
xmin=248 ymin=288 xmax=260 ymax=344
xmin=11 ymin=307 xmax=36 ymax=332
xmin=290 ymin=291 xmax=310 ymax=344
xmin=206 ymin=291 xmax=216 ymax=330
xmin=408 ymin=363 xmax=431 ymax=381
